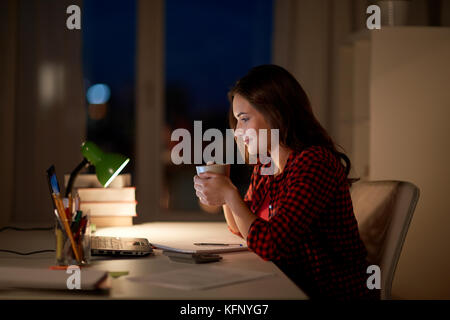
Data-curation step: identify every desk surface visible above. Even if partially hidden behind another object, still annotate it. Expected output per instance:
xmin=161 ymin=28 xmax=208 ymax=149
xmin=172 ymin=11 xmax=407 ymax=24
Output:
xmin=0 ymin=222 xmax=308 ymax=300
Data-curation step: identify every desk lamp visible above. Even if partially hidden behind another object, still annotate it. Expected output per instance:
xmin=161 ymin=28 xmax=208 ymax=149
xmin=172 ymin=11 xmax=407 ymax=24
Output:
xmin=65 ymin=141 xmax=130 ymax=197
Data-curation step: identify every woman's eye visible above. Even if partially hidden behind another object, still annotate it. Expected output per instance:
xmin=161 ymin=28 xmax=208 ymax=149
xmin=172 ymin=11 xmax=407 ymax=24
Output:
xmin=241 ymin=118 xmax=249 ymax=123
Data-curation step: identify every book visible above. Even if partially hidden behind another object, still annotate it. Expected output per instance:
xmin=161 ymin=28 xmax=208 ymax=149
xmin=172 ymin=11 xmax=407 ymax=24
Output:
xmin=80 ymin=201 xmax=137 ymax=217
xmin=0 ymin=266 xmax=110 ymax=291
xmin=64 ymin=173 xmax=132 ymax=189
xmin=77 ymin=187 xmax=135 ymax=202
xmin=90 ymin=216 xmax=134 ymax=227
xmin=64 ymin=173 xmax=136 ymax=227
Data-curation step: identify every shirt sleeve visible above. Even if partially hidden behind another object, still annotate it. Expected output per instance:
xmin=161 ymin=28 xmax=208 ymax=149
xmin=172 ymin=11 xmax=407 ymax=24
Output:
xmin=246 ymin=152 xmax=338 ymax=261
xmin=243 ymin=164 xmax=259 ymax=208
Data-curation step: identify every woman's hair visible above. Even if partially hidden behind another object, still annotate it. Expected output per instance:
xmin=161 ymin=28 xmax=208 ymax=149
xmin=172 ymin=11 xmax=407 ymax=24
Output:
xmin=228 ymin=64 xmax=352 ymax=178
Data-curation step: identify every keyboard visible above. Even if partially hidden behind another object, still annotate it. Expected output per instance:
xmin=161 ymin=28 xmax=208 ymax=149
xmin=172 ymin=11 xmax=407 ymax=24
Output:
xmin=91 ymin=236 xmax=123 ymax=250
xmin=90 ymin=236 xmax=153 ymax=256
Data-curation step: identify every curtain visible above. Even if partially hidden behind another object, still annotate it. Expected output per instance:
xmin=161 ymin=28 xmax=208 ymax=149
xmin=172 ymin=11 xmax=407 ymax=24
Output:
xmin=0 ymin=0 xmax=86 ymax=225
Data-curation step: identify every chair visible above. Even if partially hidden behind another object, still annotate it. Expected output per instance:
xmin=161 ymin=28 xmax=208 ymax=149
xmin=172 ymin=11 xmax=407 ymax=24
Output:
xmin=350 ymin=180 xmax=420 ymax=300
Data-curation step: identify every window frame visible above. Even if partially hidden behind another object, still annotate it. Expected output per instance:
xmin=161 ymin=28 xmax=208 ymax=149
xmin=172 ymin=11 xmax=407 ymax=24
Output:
xmin=135 ymin=0 xmax=283 ymax=222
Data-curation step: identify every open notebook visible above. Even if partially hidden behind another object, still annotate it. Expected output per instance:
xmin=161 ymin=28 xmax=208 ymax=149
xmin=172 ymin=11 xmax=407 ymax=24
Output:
xmin=152 ymin=241 xmax=248 ymax=254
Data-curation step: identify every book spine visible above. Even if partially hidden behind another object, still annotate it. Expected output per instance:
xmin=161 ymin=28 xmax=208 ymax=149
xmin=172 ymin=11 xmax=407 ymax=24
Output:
xmin=79 ymin=202 xmax=137 ymax=216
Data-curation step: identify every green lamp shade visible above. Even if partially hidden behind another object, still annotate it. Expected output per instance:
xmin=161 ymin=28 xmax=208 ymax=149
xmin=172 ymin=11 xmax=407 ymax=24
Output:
xmin=81 ymin=141 xmax=130 ymax=187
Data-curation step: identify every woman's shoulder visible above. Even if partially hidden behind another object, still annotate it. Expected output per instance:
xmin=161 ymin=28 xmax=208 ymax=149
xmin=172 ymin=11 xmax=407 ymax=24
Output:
xmin=250 ymin=145 xmax=344 ymax=181
xmin=292 ymin=145 xmax=336 ymax=164
xmin=288 ymin=145 xmax=345 ymax=178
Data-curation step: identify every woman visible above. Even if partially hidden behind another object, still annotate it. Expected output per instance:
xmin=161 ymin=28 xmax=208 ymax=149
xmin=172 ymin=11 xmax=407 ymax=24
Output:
xmin=193 ymin=65 xmax=379 ymax=300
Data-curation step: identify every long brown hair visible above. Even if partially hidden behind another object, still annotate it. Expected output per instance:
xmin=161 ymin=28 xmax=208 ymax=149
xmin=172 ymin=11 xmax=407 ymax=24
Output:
xmin=228 ymin=64 xmax=352 ymax=177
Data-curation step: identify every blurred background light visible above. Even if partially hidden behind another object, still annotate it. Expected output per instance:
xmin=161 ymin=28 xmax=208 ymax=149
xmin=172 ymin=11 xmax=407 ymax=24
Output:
xmin=86 ymin=83 xmax=111 ymax=104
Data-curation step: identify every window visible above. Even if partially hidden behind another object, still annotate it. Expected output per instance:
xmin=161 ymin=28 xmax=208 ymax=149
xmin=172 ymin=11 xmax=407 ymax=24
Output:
xmin=162 ymin=0 xmax=274 ymax=215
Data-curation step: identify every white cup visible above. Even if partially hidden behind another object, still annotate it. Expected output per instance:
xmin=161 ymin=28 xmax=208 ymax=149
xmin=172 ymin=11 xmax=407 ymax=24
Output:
xmin=196 ymin=164 xmax=229 ymax=175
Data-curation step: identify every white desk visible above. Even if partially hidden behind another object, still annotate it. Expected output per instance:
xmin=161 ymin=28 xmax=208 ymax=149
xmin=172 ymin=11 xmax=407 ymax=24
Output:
xmin=0 ymin=222 xmax=308 ymax=300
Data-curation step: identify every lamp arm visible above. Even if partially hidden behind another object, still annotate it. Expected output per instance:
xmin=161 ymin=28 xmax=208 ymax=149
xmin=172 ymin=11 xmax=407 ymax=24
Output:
xmin=65 ymin=158 xmax=89 ymax=198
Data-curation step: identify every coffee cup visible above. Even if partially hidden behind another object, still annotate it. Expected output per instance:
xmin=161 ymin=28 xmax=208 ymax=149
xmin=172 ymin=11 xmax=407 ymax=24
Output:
xmin=196 ymin=163 xmax=229 ymax=175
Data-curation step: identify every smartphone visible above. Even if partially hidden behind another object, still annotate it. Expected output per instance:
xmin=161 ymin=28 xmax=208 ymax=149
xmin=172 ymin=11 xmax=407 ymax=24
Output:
xmin=163 ymin=251 xmax=223 ymax=264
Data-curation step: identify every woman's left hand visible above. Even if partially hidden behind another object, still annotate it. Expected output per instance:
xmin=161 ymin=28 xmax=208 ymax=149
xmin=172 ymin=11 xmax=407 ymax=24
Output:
xmin=193 ymin=172 xmax=237 ymax=206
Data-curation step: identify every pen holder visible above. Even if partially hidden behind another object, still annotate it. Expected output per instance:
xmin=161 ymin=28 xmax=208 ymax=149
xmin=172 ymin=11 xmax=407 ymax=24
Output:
xmin=54 ymin=209 xmax=91 ymax=266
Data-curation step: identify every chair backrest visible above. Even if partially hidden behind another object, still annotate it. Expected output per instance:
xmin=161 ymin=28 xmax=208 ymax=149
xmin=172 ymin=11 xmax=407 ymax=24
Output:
xmin=350 ymin=180 xmax=420 ymax=299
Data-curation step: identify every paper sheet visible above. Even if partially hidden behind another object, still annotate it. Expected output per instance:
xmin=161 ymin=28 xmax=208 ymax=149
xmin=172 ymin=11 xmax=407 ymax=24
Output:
xmin=127 ymin=266 xmax=274 ymax=290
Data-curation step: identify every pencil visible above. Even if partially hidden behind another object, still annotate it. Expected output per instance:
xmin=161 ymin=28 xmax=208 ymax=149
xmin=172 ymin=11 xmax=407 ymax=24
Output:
xmin=52 ymin=193 xmax=81 ymax=263
xmin=194 ymin=243 xmax=243 ymax=246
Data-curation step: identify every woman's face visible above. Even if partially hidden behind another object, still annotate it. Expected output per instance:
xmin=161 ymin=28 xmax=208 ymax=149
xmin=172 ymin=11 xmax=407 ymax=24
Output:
xmin=232 ymin=94 xmax=272 ymax=155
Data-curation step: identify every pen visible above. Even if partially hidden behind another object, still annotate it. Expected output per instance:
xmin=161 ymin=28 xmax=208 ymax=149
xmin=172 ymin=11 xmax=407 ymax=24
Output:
xmin=53 ymin=209 xmax=65 ymax=231
xmin=194 ymin=243 xmax=243 ymax=246
xmin=74 ymin=217 xmax=87 ymax=243
xmin=68 ymin=193 xmax=73 ymax=216
xmin=74 ymin=195 xmax=80 ymax=211
xmin=65 ymin=207 xmax=72 ymax=225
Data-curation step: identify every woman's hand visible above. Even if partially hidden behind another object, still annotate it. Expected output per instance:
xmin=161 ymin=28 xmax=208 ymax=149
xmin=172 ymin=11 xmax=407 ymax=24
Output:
xmin=193 ymin=172 xmax=237 ymax=207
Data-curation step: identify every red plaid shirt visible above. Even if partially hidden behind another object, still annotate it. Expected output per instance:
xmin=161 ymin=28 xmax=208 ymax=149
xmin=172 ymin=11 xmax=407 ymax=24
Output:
xmin=241 ymin=146 xmax=379 ymax=300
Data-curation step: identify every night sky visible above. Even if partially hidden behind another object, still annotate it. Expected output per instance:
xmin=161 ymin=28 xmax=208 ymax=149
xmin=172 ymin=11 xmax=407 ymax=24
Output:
xmin=165 ymin=0 xmax=273 ymax=116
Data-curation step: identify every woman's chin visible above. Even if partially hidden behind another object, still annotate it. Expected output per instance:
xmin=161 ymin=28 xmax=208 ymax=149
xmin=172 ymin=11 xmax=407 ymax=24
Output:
xmin=247 ymin=147 xmax=258 ymax=156
xmin=248 ymin=147 xmax=271 ymax=156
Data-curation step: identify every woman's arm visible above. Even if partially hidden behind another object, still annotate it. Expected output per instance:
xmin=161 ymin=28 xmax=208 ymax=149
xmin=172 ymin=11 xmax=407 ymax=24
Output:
xmin=222 ymin=204 xmax=243 ymax=237
xmin=224 ymin=188 xmax=257 ymax=240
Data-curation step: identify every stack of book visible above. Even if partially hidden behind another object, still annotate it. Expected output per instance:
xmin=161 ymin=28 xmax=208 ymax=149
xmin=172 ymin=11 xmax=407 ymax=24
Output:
xmin=64 ymin=173 xmax=136 ymax=227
